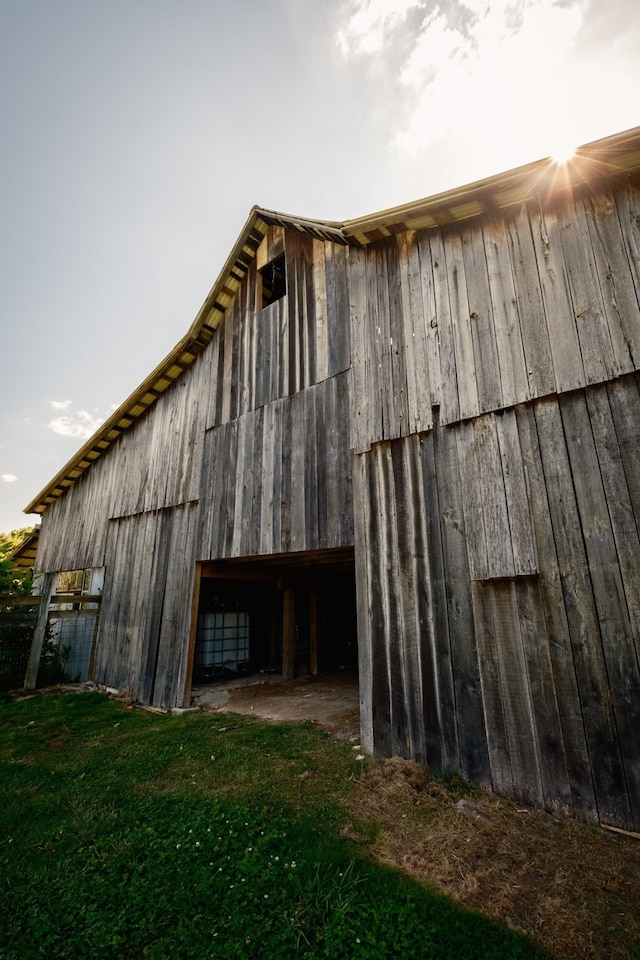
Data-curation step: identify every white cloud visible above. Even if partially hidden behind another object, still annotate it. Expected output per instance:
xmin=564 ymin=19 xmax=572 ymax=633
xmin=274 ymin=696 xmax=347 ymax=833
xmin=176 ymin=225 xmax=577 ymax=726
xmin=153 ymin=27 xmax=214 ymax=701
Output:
xmin=47 ymin=409 xmax=105 ymax=440
xmin=336 ymin=0 xmax=640 ymax=194
xmin=48 ymin=399 xmax=72 ymax=411
xmin=1 ymin=474 xmax=17 ymax=483
xmin=336 ymin=0 xmax=424 ymax=56
xmin=395 ymin=0 xmax=586 ymax=157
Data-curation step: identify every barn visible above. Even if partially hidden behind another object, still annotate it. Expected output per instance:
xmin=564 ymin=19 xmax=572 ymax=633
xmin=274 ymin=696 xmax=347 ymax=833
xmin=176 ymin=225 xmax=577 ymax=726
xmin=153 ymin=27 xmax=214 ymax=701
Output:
xmin=26 ymin=126 xmax=640 ymax=831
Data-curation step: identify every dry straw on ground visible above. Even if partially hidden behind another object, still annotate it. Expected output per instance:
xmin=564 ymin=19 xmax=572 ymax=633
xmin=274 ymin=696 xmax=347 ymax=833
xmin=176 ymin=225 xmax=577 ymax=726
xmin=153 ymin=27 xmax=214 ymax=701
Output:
xmin=345 ymin=758 xmax=640 ymax=960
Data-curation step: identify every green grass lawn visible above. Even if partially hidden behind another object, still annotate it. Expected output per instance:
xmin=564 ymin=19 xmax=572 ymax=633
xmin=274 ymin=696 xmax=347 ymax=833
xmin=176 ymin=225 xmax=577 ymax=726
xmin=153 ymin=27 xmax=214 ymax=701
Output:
xmin=0 ymin=692 xmax=553 ymax=959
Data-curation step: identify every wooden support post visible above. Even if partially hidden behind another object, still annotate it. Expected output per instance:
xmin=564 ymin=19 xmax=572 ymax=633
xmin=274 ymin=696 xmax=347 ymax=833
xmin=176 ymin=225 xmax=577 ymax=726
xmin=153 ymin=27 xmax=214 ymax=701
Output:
xmin=182 ymin=563 xmax=202 ymax=708
xmin=282 ymin=588 xmax=295 ymax=680
xmin=309 ymin=590 xmax=318 ymax=676
xmin=87 ymin=599 xmax=102 ymax=682
xmin=269 ymin=594 xmax=278 ymax=671
xmin=24 ymin=572 xmax=55 ymax=691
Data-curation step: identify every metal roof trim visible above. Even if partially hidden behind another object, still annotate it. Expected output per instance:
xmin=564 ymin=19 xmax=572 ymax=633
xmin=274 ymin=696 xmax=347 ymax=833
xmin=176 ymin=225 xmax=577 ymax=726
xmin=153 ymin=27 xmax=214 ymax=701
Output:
xmin=341 ymin=125 xmax=640 ymax=240
xmin=23 ymin=206 xmax=337 ymax=517
xmin=23 ymin=332 xmax=199 ymax=515
xmin=24 ymin=126 xmax=640 ymax=516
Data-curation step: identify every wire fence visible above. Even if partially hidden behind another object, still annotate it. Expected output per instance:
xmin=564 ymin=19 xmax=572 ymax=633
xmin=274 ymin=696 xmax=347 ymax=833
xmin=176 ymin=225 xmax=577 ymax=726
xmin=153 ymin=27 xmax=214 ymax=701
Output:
xmin=48 ymin=613 xmax=99 ymax=683
xmin=0 ymin=595 xmax=101 ymax=693
xmin=0 ymin=603 xmax=38 ymax=693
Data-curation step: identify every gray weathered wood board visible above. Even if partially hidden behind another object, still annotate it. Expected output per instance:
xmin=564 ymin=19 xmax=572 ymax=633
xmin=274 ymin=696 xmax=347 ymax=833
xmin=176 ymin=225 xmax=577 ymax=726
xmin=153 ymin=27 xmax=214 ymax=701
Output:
xmin=208 ymin=229 xmax=350 ymax=432
xmin=356 ymin=376 xmax=640 ymax=826
xmin=31 ymin=178 xmax=640 ymax=830
xmin=199 ymin=372 xmax=353 ymax=561
xmin=350 ymin=181 xmax=640 ymax=453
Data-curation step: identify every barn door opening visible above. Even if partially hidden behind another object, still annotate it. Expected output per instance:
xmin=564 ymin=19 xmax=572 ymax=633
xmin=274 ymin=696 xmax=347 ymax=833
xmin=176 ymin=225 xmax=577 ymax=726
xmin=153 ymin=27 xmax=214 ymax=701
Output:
xmin=186 ymin=547 xmax=356 ymax=696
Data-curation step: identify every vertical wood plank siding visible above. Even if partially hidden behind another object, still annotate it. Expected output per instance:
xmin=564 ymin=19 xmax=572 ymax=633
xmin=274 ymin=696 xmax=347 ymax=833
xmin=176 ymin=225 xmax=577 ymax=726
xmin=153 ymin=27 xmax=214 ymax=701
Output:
xmin=207 ymin=231 xmax=350 ymax=430
xmin=199 ymin=372 xmax=353 ymax=559
xmin=356 ymin=375 xmax=640 ymax=827
xmin=31 ymin=177 xmax=640 ymax=830
xmin=34 ymin=349 xmax=213 ymax=574
xmin=92 ymin=502 xmax=200 ymax=707
xmin=349 ymin=181 xmax=640 ymax=454
xmin=34 ymin=225 xmax=354 ymax=709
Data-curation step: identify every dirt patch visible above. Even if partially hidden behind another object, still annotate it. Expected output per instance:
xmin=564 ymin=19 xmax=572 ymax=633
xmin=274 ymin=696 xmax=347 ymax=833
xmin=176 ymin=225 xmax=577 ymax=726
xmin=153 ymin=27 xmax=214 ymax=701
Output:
xmin=345 ymin=758 xmax=640 ymax=960
xmin=191 ymin=672 xmax=361 ymax=740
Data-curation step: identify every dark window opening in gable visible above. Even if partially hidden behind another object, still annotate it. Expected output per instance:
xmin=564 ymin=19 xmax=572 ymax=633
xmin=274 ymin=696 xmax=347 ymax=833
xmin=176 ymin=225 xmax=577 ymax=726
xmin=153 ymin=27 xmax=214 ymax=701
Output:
xmin=259 ymin=254 xmax=286 ymax=309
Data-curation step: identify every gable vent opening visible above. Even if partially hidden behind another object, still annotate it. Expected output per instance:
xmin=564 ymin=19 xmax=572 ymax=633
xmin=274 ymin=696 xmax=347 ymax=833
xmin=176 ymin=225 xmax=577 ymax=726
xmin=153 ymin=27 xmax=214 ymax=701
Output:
xmin=259 ymin=254 xmax=286 ymax=309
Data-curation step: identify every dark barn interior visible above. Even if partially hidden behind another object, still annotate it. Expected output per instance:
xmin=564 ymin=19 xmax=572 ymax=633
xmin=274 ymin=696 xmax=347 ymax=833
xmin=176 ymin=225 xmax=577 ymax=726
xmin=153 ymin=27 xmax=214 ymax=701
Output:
xmin=192 ymin=547 xmax=357 ymax=685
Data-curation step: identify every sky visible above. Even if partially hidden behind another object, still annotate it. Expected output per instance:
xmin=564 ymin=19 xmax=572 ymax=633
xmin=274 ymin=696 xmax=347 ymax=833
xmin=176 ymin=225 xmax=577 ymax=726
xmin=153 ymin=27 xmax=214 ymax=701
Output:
xmin=1 ymin=0 xmax=639 ymax=534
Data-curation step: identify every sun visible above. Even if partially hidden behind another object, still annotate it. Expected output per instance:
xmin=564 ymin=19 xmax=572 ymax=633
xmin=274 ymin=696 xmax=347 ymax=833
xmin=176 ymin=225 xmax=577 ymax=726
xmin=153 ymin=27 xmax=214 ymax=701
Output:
xmin=550 ymin=140 xmax=576 ymax=164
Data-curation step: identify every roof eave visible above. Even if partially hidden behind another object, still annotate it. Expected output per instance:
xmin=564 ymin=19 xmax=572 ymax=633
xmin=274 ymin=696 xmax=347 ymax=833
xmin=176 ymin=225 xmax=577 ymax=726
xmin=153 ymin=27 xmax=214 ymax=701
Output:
xmin=342 ymin=125 xmax=640 ymax=242
xmin=24 ymin=331 xmax=200 ymax=515
xmin=24 ymin=125 xmax=640 ymax=517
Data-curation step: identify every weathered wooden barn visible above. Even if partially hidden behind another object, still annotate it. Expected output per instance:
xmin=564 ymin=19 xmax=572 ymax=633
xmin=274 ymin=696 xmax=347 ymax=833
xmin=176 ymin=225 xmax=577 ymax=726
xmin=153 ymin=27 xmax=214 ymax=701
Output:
xmin=26 ymin=127 xmax=640 ymax=831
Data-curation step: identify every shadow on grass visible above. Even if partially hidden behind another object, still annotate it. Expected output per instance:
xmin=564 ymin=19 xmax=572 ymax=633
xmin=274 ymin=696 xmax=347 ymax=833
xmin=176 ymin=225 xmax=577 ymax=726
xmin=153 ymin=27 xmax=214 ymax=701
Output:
xmin=0 ymin=693 xmax=554 ymax=959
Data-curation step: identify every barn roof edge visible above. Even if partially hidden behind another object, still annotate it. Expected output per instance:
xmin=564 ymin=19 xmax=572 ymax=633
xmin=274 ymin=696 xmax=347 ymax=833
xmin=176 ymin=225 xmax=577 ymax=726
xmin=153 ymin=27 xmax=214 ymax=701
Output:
xmin=24 ymin=125 xmax=640 ymax=517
